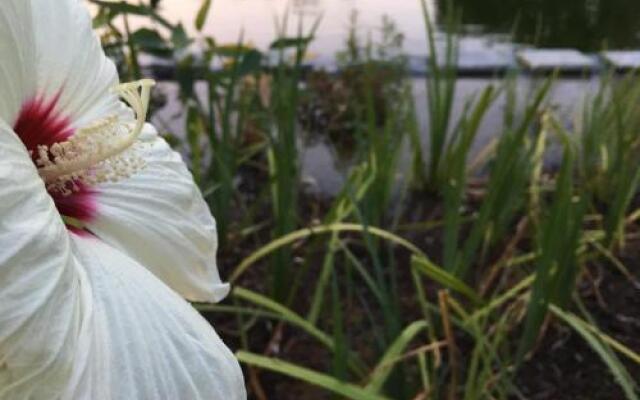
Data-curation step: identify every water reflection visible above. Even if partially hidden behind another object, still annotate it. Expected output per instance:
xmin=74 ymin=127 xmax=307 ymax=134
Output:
xmin=445 ymin=0 xmax=640 ymax=50
xmin=115 ymin=0 xmax=432 ymax=55
xmin=113 ymin=0 xmax=640 ymax=55
xmin=151 ymin=76 xmax=600 ymax=196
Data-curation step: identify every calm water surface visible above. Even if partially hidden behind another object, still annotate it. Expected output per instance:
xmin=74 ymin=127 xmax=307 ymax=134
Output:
xmin=152 ymin=77 xmax=600 ymax=196
xmin=128 ymin=0 xmax=433 ymax=56
xmin=134 ymin=1 xmax=626 ymax=194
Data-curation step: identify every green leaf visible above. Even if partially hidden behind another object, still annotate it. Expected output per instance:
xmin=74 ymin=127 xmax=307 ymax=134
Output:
xmin=236 ymin=352 xmax=390 ymax=400
xmin=233 ymin=287 xmax=334 ymax=349
xmin=92 ymin=8 xmax=116 ymax=29
xmin=214 ymin=44 xmax=255 ymax=57
xmin=551 ymin=306 xmax=639 ymax=400
xmin=411 ymin=256 xmax=482 ymax=304
xmin=366 ymin=321 xmax=429 ymax=393
xmin=195 ymin=0 xmax=212 ymax=31
xmin=175 ymin=55 xmax=196 ymax=97
xmin=230 ymin=287 xmax=368 ymax=377
xmin=130 ymin=28 xmax=172 ymax=57
xmin=269 ymin=36 xmax=313 ymax=50
xmin=171 ymin=24 xmax=192 ymax=51
xmin=91 ymin=0 xmax=151 ymax=16
xmin=90 ymin=0 xmax=174 ymax=29
xmin=230 ymin=223 xmax=425 ymax=282
xmin=235 ymin=50 xmax=263 ymax=76
xmin=519 ymin=130 xmax=585 ymax=359
xmin=186 ymin=103 xmax=203 ymax=183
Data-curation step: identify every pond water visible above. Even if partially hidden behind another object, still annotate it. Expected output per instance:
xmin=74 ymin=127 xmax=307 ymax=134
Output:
xmin=139 ymin=0 xmax=640 ymax=56
xmin=152 ymin=76 xmax=600 ymax=196
xmin=130 ymin=1 xmax=628 ymax=195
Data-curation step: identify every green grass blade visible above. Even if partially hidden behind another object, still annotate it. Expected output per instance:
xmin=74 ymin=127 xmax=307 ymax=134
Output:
xmin=307 ymin=160 xmax=377 ymax=325
xmin=365 ymin=321 xmax=429 ymax=393
xmin=550 ymin=306 xmax=639 ymax=400
xmin=442 ymin=86 xmax=496 ymax=270
xmin=231 ymin=223 xmax=425 ymax=282
xmin=233 ymin=287 xmax=333 ymax=349
xmin=412 ymin=256 xmax=482 ymax=304
xmin=470 ymin=274 xmax=535 ymax=322
xmin=194 ymin=0 xmax=212 ymax=31
xmin=236 ymin=352 xmax=391 ymax=400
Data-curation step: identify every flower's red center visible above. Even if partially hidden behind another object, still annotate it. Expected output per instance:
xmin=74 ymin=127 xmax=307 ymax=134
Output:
xmin=13 ymin=96 xmax=97 ymax=224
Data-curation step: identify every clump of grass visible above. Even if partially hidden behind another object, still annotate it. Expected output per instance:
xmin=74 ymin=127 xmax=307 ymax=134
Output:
xmin=579 ymin=73 xmax=640 ymax=248
xmin=265 ymin=14 xmax=322 ymax=302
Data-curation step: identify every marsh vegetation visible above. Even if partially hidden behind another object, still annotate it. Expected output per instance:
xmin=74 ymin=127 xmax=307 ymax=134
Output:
xmin=91 ymin=1 xmax=640 ymax=398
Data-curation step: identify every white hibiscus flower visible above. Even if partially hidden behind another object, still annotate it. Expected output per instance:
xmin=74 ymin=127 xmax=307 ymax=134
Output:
xmin=0 ymin=0 xmax=246 ymax=399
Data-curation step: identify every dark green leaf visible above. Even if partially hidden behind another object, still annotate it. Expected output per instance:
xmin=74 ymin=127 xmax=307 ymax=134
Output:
xmin=269 ymin=36 xmax=313 ymax=50
xmin=130 ymin=28 xmax=172 ymax=58
xmin=236 ymin=50 xmax=263 ymax=76
xmin=195 ymin=0 xmax=213 ymax=32
xmin=171 ymin=24 xmax=192 ymax=51
xmin=91 ymin=0 xmax=151 ymax=16
xmin=214 ymin=44 xmax=255 ymax=57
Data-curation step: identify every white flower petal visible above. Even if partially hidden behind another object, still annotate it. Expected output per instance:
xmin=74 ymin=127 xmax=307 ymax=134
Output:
xmin=0 ymin=0 xmax=36 ymax=122
xmin=65 ymin=235 xmax=246 ymax=400
xmin=0 ymin=122 xmax=84 ymax=399
xmin=2 ymin=0 xmax=228 ymax=303
xmin=87 ymin=124 xmax=230 ymax=303
xmin=29 ymin=0 xmax=122 ymax=128
xmin=0 ymin=124 xmax=244 ymax=397
xmin=0 ymin=0 xmax=122 ymax=127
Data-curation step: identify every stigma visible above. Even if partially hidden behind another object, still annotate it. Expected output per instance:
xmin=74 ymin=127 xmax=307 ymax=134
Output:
xmin=36 ymin=79 xmax=155 ymax=195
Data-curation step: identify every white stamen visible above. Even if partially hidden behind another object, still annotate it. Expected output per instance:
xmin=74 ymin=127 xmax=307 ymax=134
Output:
xmin=37 ymin=79 xmax=155 ymax=195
